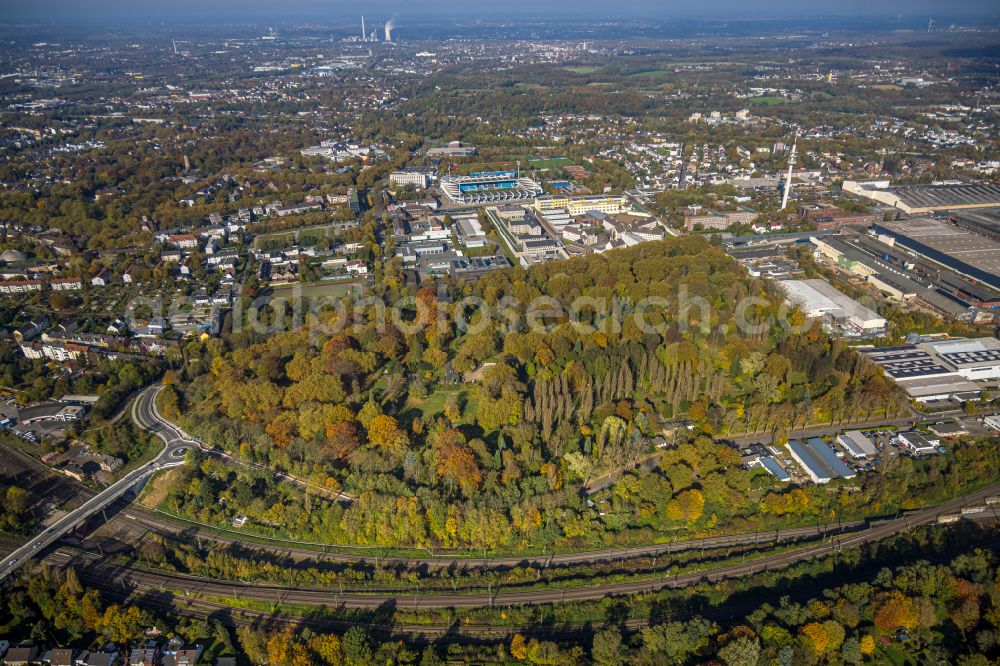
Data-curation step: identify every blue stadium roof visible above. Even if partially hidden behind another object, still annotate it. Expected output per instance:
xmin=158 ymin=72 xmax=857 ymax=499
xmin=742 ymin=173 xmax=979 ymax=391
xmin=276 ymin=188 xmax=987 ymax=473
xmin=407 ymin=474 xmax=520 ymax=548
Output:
xmin=469 ymin=170 xmax=517 ymax=178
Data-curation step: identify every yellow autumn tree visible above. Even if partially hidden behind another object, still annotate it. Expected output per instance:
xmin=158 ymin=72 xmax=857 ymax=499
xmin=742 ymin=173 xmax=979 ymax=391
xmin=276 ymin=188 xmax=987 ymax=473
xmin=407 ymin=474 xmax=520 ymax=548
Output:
xmin=667 ymin=488 xmax=705 ymax=522
xmin=99 ymin=604 xmax=144 ymax=644
xmin=874 ymin=591 xmax=919 ymax=632
xmin=800 ymin=622 xmax=829 ymax=656
xmin=307 ymin=634 xmax=344 ymax=665
xmin=511 ymin=633 xmax=529 ymax=660
xmin=266 ymin=629 xmax=312 ymax=666
xmin=367 ymin=414 xmax=409 ymax=456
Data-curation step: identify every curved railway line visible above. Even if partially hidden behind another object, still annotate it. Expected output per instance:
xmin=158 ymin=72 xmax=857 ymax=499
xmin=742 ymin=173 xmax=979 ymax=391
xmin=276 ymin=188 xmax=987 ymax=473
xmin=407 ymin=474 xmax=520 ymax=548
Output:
xmin=37 ymin=483 xmax=1000 ymax=611
xmin=3 ymin=385 xmax=998 ymax=638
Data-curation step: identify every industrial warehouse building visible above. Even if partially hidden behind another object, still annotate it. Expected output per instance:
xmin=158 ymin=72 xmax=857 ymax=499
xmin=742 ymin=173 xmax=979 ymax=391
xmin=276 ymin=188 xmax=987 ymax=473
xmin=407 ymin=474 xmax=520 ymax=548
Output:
xmin=871 ymin=218 xmax=1000 ymax=293
xmin=844 ymin=181 xmax=1000 ymax=215
xmin=787 ymin=438 xmax=856 ymax=484
xmin=740 ymin=444 xmax=792 ymax=482
xmin=758 ymin=456 xmax=791 ymax=482
xmin=860 ymin=336 xmax=1000 ymax=402
xmin=859 ymin=228 xmax=1000 ymax=310
xmin=898 ymin=431 xmax=942 ymax=455
xmin=810 ymin=235 xmax=924 ymax=301
xmin=778 ymin=278 xmax=887 ymax=335
xmin=837 ymin=431 xmax=878 ymax=459
xmin=922 ymin=337 xmax=1000 ymax=381
xmin=809 ymin=233 xmax=998 ymax=320
xmin=985 ymin=414 xmax=1000 ymax=431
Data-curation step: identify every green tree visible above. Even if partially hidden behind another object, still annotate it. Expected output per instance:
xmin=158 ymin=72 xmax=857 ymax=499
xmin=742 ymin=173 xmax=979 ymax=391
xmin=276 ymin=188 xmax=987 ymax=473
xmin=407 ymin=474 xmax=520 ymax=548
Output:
xmin=718 ymin=637 xmax=761 ymax=666
xmin=592 ymin=626 xmax=624 ymax=666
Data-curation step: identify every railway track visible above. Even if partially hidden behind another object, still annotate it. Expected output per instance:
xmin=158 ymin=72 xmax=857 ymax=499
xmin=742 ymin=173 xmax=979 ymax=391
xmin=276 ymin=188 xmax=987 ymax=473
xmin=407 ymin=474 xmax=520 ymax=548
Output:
xmin=2 ymin=438 xmax=868 ymax=570
xmin=42 ymin=483 xmax=1000 ymax=610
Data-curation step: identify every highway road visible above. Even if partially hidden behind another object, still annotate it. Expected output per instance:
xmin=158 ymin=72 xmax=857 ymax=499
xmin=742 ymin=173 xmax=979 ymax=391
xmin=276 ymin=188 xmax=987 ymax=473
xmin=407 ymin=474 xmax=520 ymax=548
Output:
xmin=0 ymin=386 xmax=191 ymax=583
xmin=46 ymin=482 xmax=1000 ymax=610
xmin=134 ymin=384 xmax=353 ymax=503
xmin=0 ymin=415 xmax=860 ymax=572
xmin=132 ymin=384 xmax=200 ymax=451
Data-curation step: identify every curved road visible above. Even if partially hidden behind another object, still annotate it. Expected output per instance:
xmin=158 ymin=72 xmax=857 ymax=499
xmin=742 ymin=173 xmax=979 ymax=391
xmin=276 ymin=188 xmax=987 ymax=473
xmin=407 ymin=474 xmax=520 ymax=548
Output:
xmin=0 ymin=428 xmax=865 ymax=572
xmin=129 ymin=392 xmax=883 ymax=567
xmin=136 ymin=384 xmax=352 ymax=503
xmin=7 ymin=384 xmax=998 ymax=613
xmin=0 ymin=386 xmax=190 ymax=583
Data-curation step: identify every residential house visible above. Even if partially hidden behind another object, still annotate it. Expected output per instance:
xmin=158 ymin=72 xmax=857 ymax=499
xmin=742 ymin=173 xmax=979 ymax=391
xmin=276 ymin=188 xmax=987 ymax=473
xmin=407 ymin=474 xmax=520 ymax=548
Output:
xmin=50 ymin=648 xmax=75 ymax=666
xmin=91 ymin=270 xmax=112 ymax=287
xmin=346 ymin=260 xmax=368 ymax=275
xmin=161 ymin=645 xmax=202 ymax=666
xmin=13 ymin=317 xmax=50 ymax=343
xmin=167 ymin=234 xmax=198 ymax=250
xmin=50 ymin=277 xmax=82 ymax=291
xmin=0 ymin=279 xmax=44 ymax=294
xmin=127 ymin=645 xmax=158 ymax=666
xmin=86 ymin=651 xmax=118 ymax=666
xmin=106 ymin=318 xmax=129 ymax=336
xmin=3 ymin=645 xmax=40 ymax=665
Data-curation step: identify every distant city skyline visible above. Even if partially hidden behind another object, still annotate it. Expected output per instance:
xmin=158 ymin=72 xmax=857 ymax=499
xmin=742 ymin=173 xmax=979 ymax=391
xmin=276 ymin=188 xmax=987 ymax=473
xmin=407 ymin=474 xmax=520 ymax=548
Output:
xmin=1 ymin=0 xmax=998 ymax=24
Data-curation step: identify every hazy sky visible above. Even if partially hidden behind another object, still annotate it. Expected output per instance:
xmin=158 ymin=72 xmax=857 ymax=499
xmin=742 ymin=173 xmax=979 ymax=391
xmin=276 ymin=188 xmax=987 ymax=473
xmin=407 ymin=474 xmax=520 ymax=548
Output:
xmin=1 ymin=0 xmax=997 ymax=23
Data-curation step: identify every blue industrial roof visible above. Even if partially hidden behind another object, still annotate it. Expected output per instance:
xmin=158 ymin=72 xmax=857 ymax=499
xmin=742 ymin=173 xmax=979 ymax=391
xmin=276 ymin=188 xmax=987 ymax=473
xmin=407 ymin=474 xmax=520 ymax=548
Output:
xmin=760 ymin=456 xmax=791 ymax=482
xmin=788 ymin=439 xmax=832 ymax=482
xmin=806 ymin=437 xmax=855 ymax=478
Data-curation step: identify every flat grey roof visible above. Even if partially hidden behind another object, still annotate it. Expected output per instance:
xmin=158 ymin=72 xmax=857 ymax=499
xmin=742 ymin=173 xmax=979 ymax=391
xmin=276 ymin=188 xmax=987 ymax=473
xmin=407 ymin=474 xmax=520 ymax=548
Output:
xmin=838 ymin=431 xmax=878 ymax=458
xmin=953 ymin=207 xmax=1000 ymax=230
xmin=876 ymin=218 xmax=1000 ymax=286
xmin=884 ymin=183 xmax=1000 ymax=209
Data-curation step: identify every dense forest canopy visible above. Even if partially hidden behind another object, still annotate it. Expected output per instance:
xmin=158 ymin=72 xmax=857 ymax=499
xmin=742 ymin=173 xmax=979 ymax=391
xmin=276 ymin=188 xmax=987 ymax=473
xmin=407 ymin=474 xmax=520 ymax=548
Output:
xmin=156 ymin=237 xmax=922 ymax=550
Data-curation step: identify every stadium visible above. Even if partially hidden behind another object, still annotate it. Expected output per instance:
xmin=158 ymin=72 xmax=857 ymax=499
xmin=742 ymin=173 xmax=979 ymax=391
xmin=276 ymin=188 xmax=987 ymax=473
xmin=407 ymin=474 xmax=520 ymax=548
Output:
xmin=440 ymin=171 xmax=543 ymax=205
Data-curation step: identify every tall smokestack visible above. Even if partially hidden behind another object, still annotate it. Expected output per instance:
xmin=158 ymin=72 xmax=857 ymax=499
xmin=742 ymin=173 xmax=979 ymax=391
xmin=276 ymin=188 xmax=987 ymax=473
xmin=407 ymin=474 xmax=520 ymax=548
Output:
xmin=781 ymin=134 xmax=798 ymax=211
xmin=361 ymin=16 xmax=366 ymax=42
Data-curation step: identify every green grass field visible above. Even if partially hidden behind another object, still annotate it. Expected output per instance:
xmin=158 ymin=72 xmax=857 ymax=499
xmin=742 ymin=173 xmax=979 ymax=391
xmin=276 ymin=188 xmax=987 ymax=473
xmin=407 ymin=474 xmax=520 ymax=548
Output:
xmin=527 ymin=157 xmax=570 ymax=169
xmin=749 ymin=95 xmax=790 ymax=105
xmin=404 ymin=389 xmax=478 ymax=425
xmin=268 ymin=281 xmax=361 ymax=300
xmin=627 ymin=69 xmax=672 ymax=78
xmin=563 ymin=65 xmax=599 ymax=74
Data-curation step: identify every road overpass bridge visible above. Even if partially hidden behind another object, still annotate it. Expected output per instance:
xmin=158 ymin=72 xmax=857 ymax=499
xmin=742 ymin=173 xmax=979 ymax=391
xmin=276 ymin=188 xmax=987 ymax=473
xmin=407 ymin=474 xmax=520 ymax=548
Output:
xmin=0 ymin=386 xmax=190 ymax=583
